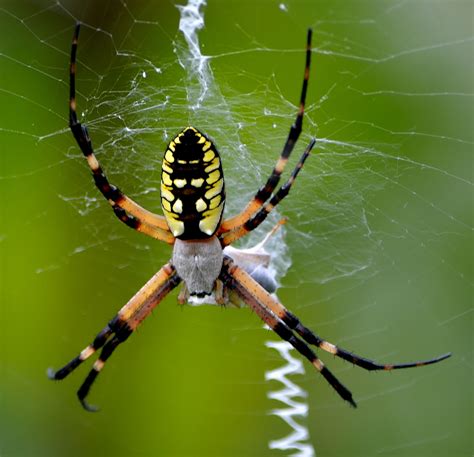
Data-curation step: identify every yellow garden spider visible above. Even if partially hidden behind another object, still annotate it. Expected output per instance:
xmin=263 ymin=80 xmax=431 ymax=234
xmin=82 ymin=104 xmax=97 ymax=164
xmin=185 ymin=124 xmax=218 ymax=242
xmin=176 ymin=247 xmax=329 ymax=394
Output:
xmin=48 ymin=24 xmax=451 ymax=412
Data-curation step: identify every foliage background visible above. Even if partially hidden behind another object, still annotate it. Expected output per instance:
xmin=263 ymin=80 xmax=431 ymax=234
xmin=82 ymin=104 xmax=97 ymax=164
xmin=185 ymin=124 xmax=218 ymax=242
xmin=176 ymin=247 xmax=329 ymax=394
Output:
xmin=0 ymin=1 xmax=472 ymax=456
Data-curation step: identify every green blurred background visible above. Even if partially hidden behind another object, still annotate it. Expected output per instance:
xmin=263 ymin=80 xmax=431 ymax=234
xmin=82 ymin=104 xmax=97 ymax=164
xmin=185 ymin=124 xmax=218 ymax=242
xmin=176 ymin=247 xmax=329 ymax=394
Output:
xmin=0 ymin=1 xmax=472 ymax=456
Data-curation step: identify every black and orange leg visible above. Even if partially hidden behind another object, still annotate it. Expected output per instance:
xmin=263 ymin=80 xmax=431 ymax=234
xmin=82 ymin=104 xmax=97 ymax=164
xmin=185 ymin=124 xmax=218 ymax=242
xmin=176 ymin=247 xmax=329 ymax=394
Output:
xmin=220 ymin=256 xmax=357 ymax=407
xmin=224 ymin=258 xmax=452 ymax=371
xmin=221 ymin=138 xmax=315 ymax=246
xmin=48 ymin=263 xmax=181 ymax=411
xmin=288 ymin=316 xmax=451 ymax=371
xmin=69 ymin=23 xmax=172 ymax=243
xmin=219 ymin=28 xmax=313 ymax=234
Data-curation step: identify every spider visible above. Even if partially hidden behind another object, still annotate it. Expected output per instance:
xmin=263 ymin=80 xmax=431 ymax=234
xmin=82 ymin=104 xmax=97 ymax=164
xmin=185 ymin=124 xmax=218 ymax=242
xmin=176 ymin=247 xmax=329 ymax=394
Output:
xmin=48 ymin=24 xmax=451 ymax=412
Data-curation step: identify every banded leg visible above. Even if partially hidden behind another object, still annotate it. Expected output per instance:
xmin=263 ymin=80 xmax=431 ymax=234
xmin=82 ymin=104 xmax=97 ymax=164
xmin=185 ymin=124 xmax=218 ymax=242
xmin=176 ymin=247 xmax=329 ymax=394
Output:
xmin=48 ymin=263 xmax=181 ymax=411
xmin=219 ymin=28 xmax=313 ymax=234
xmin=47 ymin=326 xmax=112 ymax=381
xmin=220 ymin=256 xmax=357 ymax=408
xmin=69 ymin=23 xmax=172 ymax=243
xmin=225 ymin=259 xmax=452 ymax=371
xmin=221 ymin=138 xmax=315 ymax=247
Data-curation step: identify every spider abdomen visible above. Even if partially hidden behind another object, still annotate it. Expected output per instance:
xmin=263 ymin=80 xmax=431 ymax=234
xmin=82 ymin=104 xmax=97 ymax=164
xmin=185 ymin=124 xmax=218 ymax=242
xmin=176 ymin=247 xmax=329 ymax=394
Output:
xmin=161 ymin=126 xmax=225 ymax=239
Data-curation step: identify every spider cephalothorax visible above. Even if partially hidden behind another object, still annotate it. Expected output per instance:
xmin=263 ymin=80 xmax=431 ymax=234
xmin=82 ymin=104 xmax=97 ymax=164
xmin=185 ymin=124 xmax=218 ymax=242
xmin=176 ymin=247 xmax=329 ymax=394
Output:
xmin=48 ymin=23 xmax=450 ymax=412
xmin=173 ymin=236 xmax=223 ymax=298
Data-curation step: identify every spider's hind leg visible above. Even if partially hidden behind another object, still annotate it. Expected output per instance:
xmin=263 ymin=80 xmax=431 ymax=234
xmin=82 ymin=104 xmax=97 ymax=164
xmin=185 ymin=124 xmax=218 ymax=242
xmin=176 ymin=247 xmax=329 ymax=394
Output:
xmin=48 ymin=263 xmax=181 ymax=411
xmin=76 ymin=334 xmax=126 ymax=412
xmin=48 ymin=325 xmax=112 ymax=380
xmin=226 ymin=263 xmax=452 ymax=372
xmin=220 ymin=256 xmax=357 ymax=408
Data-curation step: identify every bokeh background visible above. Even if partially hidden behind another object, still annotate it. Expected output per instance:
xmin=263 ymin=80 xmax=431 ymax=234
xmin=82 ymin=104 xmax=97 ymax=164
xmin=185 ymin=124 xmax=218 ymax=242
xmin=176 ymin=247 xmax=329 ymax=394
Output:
xmin=0 ymin=1 xmax=472 ymax=456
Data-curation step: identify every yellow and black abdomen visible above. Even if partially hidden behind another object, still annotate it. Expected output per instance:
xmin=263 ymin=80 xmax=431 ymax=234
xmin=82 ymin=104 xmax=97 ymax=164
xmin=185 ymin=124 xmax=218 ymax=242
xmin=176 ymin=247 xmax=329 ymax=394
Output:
xmin=160 ymin=127 xmax=225 ymax=240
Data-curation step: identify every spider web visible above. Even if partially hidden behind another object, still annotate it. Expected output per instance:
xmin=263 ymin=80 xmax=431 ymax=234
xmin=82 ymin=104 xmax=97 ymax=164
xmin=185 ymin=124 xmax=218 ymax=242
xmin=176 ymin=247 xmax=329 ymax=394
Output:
xmin=0 ymin=1 xmax=472 ymax=457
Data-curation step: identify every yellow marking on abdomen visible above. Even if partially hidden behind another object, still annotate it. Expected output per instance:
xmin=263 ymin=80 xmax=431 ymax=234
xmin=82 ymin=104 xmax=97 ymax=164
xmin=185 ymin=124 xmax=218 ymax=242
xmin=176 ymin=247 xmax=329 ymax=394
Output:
xmin=161 ymin=185 xmax=174 ymax=202
xmin=205 ymin=157 xmax=220 ymax=173
xmin=162 ymin=162 xmax=173 ymax=174
xmin=165 ymin=150 xmax=174 ymax=163
xmin=199 ymin=201 xmax=224 ymax=236
xmin=174 ymin=179 xmax=186 ymax=188
xmin=191 ymin=178 xmax=204 ymax=187
xmin=209 ymin=195 xmax=221 ymax=209
xmin=203 ymin=150 xmax=215 ymax=162
xmin=204 ymin=179 xmax=223 ymax=200
xmin=196 ymin=198 xmax=207 ymax=212
xmin=172 ymin=199 xmax=183 ymax=214
xmin=162 ymin=172 xmax=172 ymax=186
xmin=206 ymin=170 xmax=220 ymax=184
xmin=167 ymin=218 xmax=184 ymax=237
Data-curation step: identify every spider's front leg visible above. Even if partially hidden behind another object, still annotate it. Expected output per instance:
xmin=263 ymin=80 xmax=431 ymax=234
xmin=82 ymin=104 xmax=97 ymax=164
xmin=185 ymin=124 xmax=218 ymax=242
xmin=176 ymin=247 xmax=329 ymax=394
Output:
xmin=220 ymin=138 xmax=315 ymax=247
xmin=219 ymin=29 xmax=313 ymax=235
xmin=69 ymin=23 xmax=173 ymax=244
xmin=48 ymin=263 xmax=181 ymax=411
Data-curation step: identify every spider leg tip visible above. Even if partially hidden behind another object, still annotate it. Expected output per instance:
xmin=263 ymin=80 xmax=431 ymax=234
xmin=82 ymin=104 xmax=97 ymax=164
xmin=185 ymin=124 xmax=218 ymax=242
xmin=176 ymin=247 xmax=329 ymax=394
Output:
xmin=47 ymin=367 xmax=58 ymax=380
xmin=79 ymin=398 xmax=100 ymax=413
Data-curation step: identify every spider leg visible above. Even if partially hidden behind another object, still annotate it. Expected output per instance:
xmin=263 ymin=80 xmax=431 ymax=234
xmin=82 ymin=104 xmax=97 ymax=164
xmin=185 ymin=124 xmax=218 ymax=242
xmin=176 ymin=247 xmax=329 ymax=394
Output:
xmin=225 ymin=259 xmax=452 ymax=371
xmin=69 ymin=24 xmax=173 ymax=243
xmin=219 ymin=28 xmax=313 ymax=234
xmin=292 ymin=321 xmax=451 ymax=371
xmin=220 ymin=256 xmax=357 ymax=408
xmin=48 ymin=262 xmax=181 ymax=411
xmin=47 ymin=325 xmax=113 ymax=381
xmin=221 ymin=138 xmax=315 ymax=246
xmin=76 ymin=335 xmax=122 ymax=412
